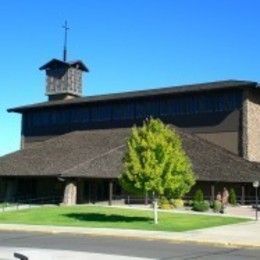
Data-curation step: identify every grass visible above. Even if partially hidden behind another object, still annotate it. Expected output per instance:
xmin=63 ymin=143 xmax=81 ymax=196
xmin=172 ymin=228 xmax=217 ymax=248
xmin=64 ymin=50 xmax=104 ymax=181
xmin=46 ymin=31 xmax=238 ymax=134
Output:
xmin=0 ymin=202 xmax=15 ymax=208
xmin=0 ymin=205 xmax=249 ymax=232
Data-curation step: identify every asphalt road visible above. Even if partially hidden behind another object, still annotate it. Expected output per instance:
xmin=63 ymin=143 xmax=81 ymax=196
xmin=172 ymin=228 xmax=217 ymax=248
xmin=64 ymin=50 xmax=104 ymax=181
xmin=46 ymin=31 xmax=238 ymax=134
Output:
xmin=0 ymin=231 xmax=259 ymax=259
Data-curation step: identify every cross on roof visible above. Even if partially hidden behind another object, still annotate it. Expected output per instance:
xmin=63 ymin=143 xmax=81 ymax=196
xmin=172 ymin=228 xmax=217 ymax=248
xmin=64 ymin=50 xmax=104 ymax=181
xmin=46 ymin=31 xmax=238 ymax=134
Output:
xmin=62 ymin=20 xmax=70 ymax=61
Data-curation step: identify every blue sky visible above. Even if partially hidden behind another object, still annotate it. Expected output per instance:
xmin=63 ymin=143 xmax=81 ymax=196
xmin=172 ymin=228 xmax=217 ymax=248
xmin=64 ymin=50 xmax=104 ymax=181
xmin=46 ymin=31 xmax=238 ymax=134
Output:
xmin=1 ymin=0 xmax=260 ymax=155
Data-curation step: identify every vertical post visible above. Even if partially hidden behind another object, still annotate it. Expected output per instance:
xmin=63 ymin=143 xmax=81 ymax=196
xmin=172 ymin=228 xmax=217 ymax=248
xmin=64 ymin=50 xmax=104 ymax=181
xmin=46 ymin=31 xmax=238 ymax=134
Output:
xmin=256 ymin=187 xmax=258 ymax=221
xmin=253 ymin=181 xmax=259 ymax=221
xmin=94 ymin=180 xmax=97 ymax=203
xmin=144 ymin=191 xmax=148 ymax=205
xmin=153 ymin=197 xmax=158 ymax=224
xmin=88 ymin=181 xmax=91 ymax=203
xmin=152 ymin=191 xmax=158 ymax=224
xmin=210 ymin=184 xmax=215 ymax=202
xmin=108 ymin=180 xmax=113 ymax=206
xmin=241 ymin=185 xmax=245 ymax=205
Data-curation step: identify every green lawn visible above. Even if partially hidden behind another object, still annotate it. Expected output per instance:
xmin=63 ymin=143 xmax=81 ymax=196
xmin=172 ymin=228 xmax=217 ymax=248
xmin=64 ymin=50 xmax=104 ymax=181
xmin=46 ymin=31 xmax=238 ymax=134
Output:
xmin=0 ymin=205 xmax=249 ymax=232
xmin=0 ymin=202 xmax=15 ymax=208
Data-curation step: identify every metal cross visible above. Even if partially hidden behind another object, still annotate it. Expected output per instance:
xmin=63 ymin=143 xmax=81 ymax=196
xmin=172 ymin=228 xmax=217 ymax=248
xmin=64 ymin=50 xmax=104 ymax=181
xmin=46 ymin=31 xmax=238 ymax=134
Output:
xmin=62 ymin=20 xmax=70 ymax=61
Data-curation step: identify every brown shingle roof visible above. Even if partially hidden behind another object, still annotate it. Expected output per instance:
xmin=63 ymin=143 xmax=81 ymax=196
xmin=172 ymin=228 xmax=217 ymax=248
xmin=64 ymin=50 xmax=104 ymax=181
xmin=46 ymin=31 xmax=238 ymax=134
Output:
xmin=0 ymin=127 xmax=259 ymax=182
xmin=8 ymin=80 xmax=258 ymax=113
xmin=0 ymin=128 xmax=129 ymax=177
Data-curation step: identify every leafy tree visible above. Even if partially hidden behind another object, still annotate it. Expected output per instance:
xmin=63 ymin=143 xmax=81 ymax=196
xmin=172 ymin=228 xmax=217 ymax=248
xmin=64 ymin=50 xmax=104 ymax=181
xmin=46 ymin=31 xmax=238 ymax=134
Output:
xmin=120 ymin=118 xmax=195 ymax=223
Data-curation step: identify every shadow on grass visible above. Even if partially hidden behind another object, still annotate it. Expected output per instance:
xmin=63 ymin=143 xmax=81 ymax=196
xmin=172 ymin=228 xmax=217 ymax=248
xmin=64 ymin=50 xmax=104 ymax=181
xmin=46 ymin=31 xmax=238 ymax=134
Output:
xmin=64 ymin=213 xmax=151 ymax=223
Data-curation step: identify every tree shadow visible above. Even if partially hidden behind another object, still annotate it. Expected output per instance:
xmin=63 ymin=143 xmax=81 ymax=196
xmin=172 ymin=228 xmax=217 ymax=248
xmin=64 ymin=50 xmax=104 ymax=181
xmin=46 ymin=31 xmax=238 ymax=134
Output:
xmin=64 ymin=213 xmax=151 ymax=223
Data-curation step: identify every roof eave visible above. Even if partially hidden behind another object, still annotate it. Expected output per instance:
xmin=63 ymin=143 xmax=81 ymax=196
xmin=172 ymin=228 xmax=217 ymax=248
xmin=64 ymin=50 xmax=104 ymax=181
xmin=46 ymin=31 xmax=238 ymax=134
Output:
xmin=7 ymin=80 xmax=258 ymax=113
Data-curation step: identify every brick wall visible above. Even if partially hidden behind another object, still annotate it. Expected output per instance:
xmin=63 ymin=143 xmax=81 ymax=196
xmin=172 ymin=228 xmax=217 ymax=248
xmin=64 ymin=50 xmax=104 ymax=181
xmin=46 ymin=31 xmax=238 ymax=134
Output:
xmin=242 ymin=89 xmax=260 ymax=162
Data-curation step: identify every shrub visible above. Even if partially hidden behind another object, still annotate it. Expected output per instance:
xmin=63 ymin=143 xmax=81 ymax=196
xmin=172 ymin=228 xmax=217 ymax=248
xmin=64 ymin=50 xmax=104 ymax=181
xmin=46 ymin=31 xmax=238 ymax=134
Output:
xmin=192 ymin=200 xmax=210 ymax=212
xmin=213 ymin=200 xmax=222 ymax=213
xmin=193 ymin=189 xmax=204 ymax=202
xmin=229 ymin=188 xmax=237 ymax=206
xmin=160 ymin=203 xmax=172 ymax=210
xmin=170 ymin=199 xmax=184 ymax=208
xmin=159 ymin=197 xmax=172 ymax=209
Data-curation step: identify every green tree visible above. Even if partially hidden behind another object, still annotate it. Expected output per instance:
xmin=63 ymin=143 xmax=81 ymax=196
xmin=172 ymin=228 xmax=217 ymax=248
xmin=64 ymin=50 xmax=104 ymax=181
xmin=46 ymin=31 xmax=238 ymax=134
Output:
xmin=120 ymin=118 xmax=195 ymax=223
xmin=229 ymin=188 xmax=237 ymax=206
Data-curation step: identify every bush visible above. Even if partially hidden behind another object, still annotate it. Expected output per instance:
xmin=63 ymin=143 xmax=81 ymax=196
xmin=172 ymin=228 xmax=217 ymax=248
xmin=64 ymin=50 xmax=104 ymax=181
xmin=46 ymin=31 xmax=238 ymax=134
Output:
xmin=229 ymin=188 xmax=237 ymax=206
xmin=160 ymin=203 xmax=172 ymax=210
xmin=159 ymin=197 xmax=172 ymax=209
xmin=193 ymin=189 xmax=204 ymax=202
xmin=192 ymin=200 xmax=210 ymax=212
xmin=213 ymin=200 xmax=222 ymax=213
xmin=170 ymin=199 xmax=184 ymax=208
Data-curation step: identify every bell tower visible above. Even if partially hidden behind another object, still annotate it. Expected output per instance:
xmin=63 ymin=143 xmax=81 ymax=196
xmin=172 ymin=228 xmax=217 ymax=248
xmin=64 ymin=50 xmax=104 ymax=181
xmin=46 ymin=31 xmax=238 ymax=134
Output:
xmin=39 ymin=21 xmax=89 ymax=101
xmin=39 ymin=59 xmax=88 ymax=101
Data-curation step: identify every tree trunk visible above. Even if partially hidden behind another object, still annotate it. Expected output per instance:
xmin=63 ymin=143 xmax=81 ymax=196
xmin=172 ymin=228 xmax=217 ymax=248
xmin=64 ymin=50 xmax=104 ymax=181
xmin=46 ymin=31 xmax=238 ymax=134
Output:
xmin=153 ymin=198 xmax=158 ymax=224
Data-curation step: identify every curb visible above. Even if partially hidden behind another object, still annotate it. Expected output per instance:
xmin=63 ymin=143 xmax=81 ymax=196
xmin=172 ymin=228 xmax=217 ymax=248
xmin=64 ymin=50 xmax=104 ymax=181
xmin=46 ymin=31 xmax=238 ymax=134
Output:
xmin=0 ymin=224 xmax=259 ymax=249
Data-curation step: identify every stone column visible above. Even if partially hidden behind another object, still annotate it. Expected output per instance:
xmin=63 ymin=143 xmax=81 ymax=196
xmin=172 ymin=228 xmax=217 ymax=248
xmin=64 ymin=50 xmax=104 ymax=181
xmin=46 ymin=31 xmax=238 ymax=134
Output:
xmin=242 ymin=89 xmax=260 ymax=162
xmin=63 ymin=179 xmax=77 ymax=205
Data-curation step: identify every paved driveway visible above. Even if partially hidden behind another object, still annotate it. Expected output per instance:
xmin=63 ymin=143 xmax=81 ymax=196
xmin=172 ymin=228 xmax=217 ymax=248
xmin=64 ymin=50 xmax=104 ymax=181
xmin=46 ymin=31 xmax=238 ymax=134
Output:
xmin=0 ymin=247 xmax=151 ymax=260
xmin=0 ymin=231 xmax=259 ymax=259
xmin=225 ymin=205 xmax=257 ymax=219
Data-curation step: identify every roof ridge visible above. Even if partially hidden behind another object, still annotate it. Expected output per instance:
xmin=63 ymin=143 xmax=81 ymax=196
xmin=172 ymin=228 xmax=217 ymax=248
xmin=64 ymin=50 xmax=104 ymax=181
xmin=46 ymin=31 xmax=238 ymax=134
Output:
xmin=8 ymin=79 xmax=258 ymax=113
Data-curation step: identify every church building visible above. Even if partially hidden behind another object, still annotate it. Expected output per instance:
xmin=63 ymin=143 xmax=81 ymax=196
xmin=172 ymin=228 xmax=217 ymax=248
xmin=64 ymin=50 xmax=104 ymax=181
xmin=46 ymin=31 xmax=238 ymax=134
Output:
xmin=0 ymin=56 xmax=259 ymax=205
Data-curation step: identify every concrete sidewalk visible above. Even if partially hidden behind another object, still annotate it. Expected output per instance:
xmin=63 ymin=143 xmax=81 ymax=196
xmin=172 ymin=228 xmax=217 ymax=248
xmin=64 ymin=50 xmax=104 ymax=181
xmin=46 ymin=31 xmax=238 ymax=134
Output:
xmin=0 ymin=205 xmax=39 ymax=213
xmin=102 ymin=204 xmax=257 ymax=219
xmin=0 ymin=221 xmax=259 ymax=248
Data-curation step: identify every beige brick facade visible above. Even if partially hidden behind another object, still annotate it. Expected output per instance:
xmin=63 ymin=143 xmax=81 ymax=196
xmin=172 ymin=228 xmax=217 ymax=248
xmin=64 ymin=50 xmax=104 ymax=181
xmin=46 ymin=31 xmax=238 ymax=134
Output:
xmin=242 ymin=89 xmax=260 ymax=162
